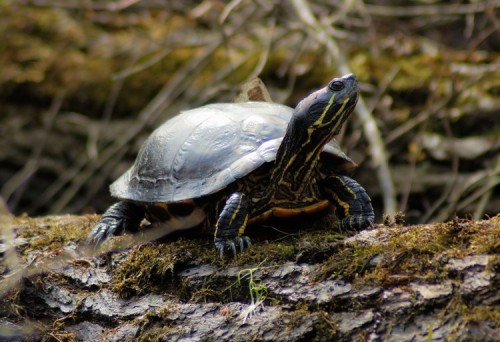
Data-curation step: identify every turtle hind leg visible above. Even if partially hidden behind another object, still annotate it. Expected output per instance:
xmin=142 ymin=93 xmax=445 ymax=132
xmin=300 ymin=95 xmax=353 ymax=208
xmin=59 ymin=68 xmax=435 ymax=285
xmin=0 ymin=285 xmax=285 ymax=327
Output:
xmin=321 ymin=175 xmax=375 ymax=231
xmin=87 ymin=201 xmax=144 ymax=246
xmin=214 ymin=192 xmax=251 ymax=257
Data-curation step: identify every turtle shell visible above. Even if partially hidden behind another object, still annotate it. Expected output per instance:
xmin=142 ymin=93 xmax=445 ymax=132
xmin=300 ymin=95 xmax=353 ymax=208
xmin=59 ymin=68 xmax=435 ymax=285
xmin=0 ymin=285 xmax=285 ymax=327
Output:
xmin=111 ymin=102 xmax=356 ymax=203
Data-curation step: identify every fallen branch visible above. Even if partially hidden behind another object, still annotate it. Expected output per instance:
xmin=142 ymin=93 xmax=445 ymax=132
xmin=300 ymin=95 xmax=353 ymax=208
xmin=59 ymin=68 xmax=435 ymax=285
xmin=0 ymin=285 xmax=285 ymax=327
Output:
xmin=364 ymin=2 xmax=500 ymax=17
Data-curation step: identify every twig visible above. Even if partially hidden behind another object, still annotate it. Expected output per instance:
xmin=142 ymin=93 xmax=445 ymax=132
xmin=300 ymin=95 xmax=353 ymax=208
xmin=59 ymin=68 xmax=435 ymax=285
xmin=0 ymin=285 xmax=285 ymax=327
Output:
xmin=364 ymin=2 xmax=500 ymax=17
xmin=367 ymin=66 xmax=399 ymax=113
xmin=399 ymin=129 xmax=425 ymax=213
xmin=28 ymin=49 xmax=143 ymax=213
xmin=472 ymin=157 xmax=500 ymax=219
xmin=384 ymin=73 xmax=485 ymax=146
xmin=473 ymin=179 xmax=496 ymax=220
xmin=49 ymin=5 xmax=263 ymax=214
xmin=248 ymin=17 xmax=275 ymax=80
xmin=112 ymin=49 xmax=172 ymax=81
xmin=14 ymin=0 xmax=149 ymax=11
xmin=49 ymin=42 xmax=220 ymax=213
xmin=423 ymin=115 xmax=460 ymax=223
xmin=384 ymin=93 xmax=456 ymax=145
xmin=92 ymin=78 xmax=126 ymax=159
xmin=291 ymin=0 xmax=396 ymax=215
xmin=2 ymin=91 xmax=64 ymax=210
xmin=458 ymin=157 xmax=500 ymax=215
xmin=219 ymin=0 xmax=244 ymax=24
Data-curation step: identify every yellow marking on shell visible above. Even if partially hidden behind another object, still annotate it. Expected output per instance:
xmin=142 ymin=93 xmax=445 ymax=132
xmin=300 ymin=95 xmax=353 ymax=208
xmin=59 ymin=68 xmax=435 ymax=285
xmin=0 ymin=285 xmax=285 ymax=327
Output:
xmin=146 ymin=202 xmax=205 ymax=233
xmin=248 ymin=200 xmax=329 ymax=225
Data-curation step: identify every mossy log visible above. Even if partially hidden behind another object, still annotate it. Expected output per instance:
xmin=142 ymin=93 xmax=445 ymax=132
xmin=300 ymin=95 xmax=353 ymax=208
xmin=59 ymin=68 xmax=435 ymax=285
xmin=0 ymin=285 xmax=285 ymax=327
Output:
xmin=1 ymin=212 xmax=498 ymax=341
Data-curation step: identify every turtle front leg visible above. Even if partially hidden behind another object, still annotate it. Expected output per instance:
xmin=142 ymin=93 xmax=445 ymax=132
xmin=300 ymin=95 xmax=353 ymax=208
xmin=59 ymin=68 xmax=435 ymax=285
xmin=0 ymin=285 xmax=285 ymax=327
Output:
xmin=87 ymin=201 xmax=144 ymax=247
xmin=321 ymin=175 xmax=375 ymax=231
xmin=214 ymin=192 xmax=252 ymax=257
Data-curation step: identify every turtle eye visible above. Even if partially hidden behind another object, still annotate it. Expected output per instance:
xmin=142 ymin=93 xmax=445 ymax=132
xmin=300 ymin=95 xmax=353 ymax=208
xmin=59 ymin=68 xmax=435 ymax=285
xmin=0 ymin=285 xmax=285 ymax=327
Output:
xmin=328 ymin=80 xmax=344 ymax=91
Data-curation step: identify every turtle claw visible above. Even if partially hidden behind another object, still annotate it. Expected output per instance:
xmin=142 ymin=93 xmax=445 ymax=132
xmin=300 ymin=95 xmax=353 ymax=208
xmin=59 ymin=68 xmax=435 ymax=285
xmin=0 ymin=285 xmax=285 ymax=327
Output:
xmin=86 ymin=201 xmax=143 ymax=248
xmin=87 ymin=217 xmax=123 ymax=247
xmin=339 ymin=214 xmax=375 ymax=232
xmin=215 ymin=236 xmax=252 ymax=258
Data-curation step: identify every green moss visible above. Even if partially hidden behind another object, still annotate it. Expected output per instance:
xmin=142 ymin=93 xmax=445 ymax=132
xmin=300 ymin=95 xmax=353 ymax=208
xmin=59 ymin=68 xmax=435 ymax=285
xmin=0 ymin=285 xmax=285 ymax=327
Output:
xmin=441 ymin=294 xmax=500 ymax=339
xmin=108 ymin=219 xmax=351 ymax=302
xmin=230 ymin=224 xmax=346 ymax=267
xmin=277 ymin=309 xmax=338 ymax=341
xmin=16 ymin=215 xmax=97 ymax=253
xmin=467 ymin=216 xmax=500 ymax=254
xmin=111 ymin=238 xmax=218 ymax=298
xmin=233 ymin=240 xmax=297 ymax=266
xmin=138 ymin=327 xmax=172 ymax=342
xmin=315 ymin=311 xmax=340 ymax=340
xmin=318 ymin=215 xmax=500 ymax=286
xmin=189 ymin=287 xmax=221 ymax=303
xmin=135 ymin=304 xmax=177 ymax=342
xmin=464 ymin=306 xmax=500 ymax=325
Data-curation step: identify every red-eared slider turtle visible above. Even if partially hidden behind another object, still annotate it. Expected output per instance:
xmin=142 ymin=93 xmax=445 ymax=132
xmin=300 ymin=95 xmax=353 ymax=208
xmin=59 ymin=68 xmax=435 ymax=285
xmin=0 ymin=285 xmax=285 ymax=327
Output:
xmin=87 ymin=74 xmax=374 ymax=255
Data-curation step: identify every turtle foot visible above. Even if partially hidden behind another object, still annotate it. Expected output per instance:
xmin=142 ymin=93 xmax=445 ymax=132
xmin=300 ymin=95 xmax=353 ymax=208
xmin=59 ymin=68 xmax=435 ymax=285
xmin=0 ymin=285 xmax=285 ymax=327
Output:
xmin=87 ymin=216 xmax=125 ymax=247
xmin=86 ymin=201 xmax=144 ymax=247
xmin=339 ymin=213 xmax=375 ymax=232
xmin=215 ymin=236 xmax=252 ymax=257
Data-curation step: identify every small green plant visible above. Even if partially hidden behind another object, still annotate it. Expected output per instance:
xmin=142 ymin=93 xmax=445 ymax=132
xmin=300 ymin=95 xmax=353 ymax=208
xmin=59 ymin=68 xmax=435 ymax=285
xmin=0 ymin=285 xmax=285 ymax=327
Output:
xmin=237 ymin=266 xmax=267 ymax=323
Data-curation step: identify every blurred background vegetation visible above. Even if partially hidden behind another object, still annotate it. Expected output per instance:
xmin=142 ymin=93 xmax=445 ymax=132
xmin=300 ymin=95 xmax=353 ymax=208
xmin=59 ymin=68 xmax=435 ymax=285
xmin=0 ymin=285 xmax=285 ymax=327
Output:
xmin=0 ymin=0 xmax=499 ymax=224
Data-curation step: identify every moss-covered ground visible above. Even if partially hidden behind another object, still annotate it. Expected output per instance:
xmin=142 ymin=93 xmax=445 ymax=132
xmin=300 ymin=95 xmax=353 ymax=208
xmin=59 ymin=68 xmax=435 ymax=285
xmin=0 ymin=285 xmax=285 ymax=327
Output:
xmin=5 ymin=212 xmax=499 ymax=308
xmin=1 ymin=210 xmax=497 ymax=342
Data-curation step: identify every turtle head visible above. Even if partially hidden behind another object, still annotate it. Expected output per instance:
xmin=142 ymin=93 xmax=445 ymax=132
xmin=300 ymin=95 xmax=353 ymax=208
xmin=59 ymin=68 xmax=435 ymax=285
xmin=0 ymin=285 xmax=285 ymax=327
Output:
xmin=269 ymin=74 xmax=359 ymax=196
xmin=292 ymin=73 xmax=359 ymax=140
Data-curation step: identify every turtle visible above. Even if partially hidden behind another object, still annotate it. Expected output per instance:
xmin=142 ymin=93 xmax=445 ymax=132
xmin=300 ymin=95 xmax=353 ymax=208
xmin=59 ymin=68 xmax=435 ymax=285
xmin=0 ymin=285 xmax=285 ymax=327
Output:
xmin=87 ymin=73 xmax=375 ymax=255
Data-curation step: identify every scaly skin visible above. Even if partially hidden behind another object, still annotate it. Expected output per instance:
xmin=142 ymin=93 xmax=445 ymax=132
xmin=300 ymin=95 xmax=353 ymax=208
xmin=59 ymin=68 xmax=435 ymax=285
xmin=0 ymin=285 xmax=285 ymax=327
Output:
xmin=87 ymin=201 xmax=144 ymax=246
xmin=214 ymin=193 xmax=252 ymax=256
xmin=321 ymin=175 xmax=375 ymax=231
